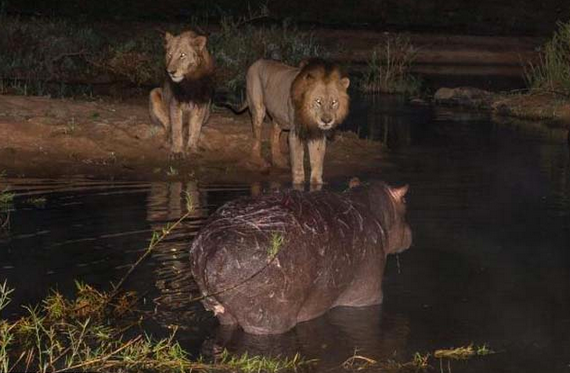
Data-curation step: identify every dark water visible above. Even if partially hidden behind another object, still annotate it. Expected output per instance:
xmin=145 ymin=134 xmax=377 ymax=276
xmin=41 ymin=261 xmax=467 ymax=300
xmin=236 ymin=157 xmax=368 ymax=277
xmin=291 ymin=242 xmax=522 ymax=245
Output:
xmin=1 ymin=96 xmax=569 ymax=372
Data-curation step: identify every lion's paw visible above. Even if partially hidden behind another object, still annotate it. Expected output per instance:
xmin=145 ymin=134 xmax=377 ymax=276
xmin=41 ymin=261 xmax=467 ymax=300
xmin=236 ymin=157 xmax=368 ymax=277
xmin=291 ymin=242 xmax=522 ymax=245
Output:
xmin=169 ymin=151 xmax=187 ymax=161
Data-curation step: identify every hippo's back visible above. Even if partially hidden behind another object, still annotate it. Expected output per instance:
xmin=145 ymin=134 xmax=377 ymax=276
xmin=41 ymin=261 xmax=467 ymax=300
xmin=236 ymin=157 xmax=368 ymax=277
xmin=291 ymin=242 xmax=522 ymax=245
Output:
xmin=189 ymin=188 xmax=387 ymax=334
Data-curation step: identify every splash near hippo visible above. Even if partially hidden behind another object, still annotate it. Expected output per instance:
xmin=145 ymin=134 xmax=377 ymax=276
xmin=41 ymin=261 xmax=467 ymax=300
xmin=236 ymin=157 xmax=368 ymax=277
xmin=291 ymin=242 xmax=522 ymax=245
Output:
xmin=189 ymin=181 xmax=412 ymax=335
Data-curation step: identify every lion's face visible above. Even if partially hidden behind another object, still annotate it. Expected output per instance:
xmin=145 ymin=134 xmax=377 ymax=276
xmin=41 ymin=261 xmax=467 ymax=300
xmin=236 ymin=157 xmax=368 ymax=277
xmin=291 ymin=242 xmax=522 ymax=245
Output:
xmin=164 ymin=31 xmax=208 ymax=83
xmin=292 ymin=60 xmax=350 ymax=139
xmin=305 ymin=79 xmax=350 ymax=131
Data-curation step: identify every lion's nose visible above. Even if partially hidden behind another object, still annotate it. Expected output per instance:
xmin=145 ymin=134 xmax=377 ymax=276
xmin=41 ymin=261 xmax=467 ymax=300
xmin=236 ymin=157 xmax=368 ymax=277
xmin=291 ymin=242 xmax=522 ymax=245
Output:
xmin=322 ymin=117 xmax=333 ymax=125
xmin=168 ymin=69 xmax=177 ymax=75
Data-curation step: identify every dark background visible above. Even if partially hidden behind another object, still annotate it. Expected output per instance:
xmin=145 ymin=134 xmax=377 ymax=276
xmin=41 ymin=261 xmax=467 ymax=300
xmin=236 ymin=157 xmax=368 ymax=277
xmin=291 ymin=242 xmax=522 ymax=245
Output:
xmin=3 ymin=0 xmax=569 ymax=36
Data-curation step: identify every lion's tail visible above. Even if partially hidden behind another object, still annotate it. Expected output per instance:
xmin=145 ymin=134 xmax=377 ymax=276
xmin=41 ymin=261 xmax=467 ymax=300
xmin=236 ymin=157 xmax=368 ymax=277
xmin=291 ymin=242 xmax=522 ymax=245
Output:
xmin=221 ymin=101 xmax=249 ymax=115
xmin=149 ymin=88 xmax=169 ymax=129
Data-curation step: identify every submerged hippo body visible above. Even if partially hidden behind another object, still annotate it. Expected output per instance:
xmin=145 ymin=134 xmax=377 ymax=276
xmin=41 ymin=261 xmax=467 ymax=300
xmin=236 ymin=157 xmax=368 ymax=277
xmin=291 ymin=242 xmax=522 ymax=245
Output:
xmin=189 ymin=181 xmax=412 ymax=335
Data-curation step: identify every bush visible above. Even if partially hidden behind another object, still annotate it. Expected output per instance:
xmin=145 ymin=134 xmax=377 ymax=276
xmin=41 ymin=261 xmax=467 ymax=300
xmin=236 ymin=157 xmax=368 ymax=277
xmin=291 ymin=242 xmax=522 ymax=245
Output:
xmin=211 ymin=17 xmax=328 ymax=95
xmin=0 ymin=11 xmax=330 ymax=98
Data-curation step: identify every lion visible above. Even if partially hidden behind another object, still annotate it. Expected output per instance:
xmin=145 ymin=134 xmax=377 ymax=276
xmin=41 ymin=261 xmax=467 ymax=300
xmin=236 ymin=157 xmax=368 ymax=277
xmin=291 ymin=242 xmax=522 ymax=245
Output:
xmin=149 ymin=30 xmax=215 ymax=159
xmin=233 ymin=58 xmax=350 ymax=185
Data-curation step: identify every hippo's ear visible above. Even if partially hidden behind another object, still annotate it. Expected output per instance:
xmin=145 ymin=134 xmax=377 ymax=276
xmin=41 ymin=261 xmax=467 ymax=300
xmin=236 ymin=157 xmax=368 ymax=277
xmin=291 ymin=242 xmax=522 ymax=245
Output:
xmin=348 ymin=177 xmax=361 ymax=189
xmin=390 ymin=184 xmax=409 ymax=201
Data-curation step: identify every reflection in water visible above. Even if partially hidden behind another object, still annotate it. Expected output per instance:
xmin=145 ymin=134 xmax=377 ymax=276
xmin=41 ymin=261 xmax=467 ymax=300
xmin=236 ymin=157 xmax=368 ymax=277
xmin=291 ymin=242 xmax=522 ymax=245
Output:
xmin=146 ymin=181 xmax=215 ymax=331
xmin=344 ymin=93 xmax=423 ymax=149
xmin=209 ymin=307 xmax=410 ymax=371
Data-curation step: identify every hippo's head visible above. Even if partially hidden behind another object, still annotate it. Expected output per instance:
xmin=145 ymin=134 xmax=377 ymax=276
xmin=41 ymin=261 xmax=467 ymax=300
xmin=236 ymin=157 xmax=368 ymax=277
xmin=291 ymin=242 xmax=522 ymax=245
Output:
xmin=367 ymin=181 xmax=412 ymax=255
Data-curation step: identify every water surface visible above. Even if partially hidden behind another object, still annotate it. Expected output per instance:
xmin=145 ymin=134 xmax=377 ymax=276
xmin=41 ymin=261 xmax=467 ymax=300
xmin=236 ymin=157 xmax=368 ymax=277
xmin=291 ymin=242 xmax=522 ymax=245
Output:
xmin=1 ymin=96 xmax=569 ymax=372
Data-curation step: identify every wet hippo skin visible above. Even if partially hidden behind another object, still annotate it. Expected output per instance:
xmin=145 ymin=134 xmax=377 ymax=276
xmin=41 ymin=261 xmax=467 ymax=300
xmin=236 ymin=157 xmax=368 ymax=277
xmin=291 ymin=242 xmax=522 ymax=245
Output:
xmin=189 ymin=181 xmax=412 ymax=335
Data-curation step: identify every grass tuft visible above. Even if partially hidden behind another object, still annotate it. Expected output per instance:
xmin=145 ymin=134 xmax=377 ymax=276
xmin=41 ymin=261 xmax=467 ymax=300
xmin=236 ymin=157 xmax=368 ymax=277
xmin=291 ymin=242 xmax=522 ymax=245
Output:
xmin=26 ymin=197 xmax=47 ymax=208
xmin=434 ymin=344 xmax=495 ymax=360
xmin=267 ymin=232 xmax=284 ymax=260
xmin=218 ymin=349 xmax=311 ymax=373
xmin=0 ymin=280 xmax=311 ymax=373
xmin=525 ymin=20 xmax=570 ymax=97
xmin=359 ymin=34 xmax=421 ymax=96
xmin=0 ymin=188 xmax=15 ymax=209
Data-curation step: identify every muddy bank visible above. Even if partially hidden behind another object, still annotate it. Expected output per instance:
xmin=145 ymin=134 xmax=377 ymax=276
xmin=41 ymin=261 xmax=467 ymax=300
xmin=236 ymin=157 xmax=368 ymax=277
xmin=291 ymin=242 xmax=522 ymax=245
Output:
xmin=434 ymin=87 xmax=570 ymax=129
xmin=0 ymin=95 xmax=385 ymax=183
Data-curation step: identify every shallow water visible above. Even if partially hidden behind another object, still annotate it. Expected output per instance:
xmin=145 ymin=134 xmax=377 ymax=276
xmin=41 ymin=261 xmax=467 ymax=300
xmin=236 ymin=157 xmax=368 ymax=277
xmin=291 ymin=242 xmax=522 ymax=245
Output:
xmin=1 ymin=96 xmax=569 ymax=372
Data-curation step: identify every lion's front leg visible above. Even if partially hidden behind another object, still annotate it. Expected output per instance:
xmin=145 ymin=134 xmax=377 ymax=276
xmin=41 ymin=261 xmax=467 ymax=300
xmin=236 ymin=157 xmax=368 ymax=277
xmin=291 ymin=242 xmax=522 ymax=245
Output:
xmin=308 ymin=136 xmax=326 ymax=185
xmin=187 ymin=102 xmax=210 ymax=153
xmin=271 ymin=121 xmax=289 ymax=169
xmin=169 ymin=103 xmax=185 ymax=159
xmin=249 ymin=104 xmax=270 ymax=169
xmin=288 ymin=130 xmax=305 ymax=185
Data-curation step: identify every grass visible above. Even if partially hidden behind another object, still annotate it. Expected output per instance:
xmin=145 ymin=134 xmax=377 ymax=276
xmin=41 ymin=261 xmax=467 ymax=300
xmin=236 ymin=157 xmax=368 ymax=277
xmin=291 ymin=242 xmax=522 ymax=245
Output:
xmin=434 ymin=344 xmax=495 ymax=360
xmin=525 ymin=20 xmax=570 ymax=97
xmin=267 ymin=232 xmax=284 ymax=260
xmin=218 ymin=349 xmax=309 ymax=373
xmin=341 ymin=344 xmax=495 ymax=373
xmin=342 ymin=350 xmax=430 ymax=373
xmin=0 ymin=281 xmax=311 ymax=373
xmin=25 ymin=197 xmax=47 ymax=208
xmin=358 ymin=34 xmax=421 ymax=96
xmin=166 ymin=165 xmax=179 ymax=177
xmin=0 ymin=6 xmax=329 ymax=98
xmin=0 ymin=188 xmax=15 ymax=209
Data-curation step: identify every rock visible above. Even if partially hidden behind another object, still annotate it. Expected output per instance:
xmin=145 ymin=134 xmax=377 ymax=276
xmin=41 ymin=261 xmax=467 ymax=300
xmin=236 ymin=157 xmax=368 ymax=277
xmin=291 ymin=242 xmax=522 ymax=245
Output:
xmin=434 ymin=87 xmax=495 ymax=107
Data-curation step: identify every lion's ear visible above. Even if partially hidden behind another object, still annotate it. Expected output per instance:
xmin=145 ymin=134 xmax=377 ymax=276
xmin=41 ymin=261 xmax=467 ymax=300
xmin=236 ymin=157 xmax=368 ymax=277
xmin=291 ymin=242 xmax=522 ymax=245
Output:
xmin=165 ymin=32 xmax=174 ymax=44
xmin=298 ymin=59 xmax=310 ymax=69
xmin=340 ymin=77 xmax=350 ymax=90
xmin=193 ymin=36 xmax=207 ymax=51
xmin=304 ymin=72 xmax=314 ymax=81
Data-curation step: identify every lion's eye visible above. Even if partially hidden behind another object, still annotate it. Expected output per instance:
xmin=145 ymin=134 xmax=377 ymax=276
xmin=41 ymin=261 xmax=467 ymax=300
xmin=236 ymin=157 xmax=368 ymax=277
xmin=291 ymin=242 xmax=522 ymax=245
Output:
xmin=315 ymin=99 xmax=322 ymax=106
xmin=180 ymin=53 xmax=186 ymax=59
xmin=331 ymin=100 xmax=338 ymax=107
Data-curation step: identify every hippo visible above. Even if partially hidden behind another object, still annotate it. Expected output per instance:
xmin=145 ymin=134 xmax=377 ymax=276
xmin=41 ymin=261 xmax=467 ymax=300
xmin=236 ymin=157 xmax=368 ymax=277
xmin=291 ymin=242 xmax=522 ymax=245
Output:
xmin=189 ymin=180 xmax=412 ymax=335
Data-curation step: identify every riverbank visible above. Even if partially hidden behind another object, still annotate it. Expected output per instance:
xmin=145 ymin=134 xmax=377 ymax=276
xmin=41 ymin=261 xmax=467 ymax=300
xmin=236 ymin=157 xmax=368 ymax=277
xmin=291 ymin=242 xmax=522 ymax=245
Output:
xmin=0 ymin=94 xmax=385 ymax=183
xmin=434 ymin=86 xmax=570 ymax=129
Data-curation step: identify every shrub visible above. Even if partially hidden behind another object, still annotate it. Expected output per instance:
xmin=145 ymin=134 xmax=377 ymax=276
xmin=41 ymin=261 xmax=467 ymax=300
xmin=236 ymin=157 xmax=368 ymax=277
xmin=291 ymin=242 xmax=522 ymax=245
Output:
xmin=0 ymin=10 xmax=330 ymax=98
xmin=210 ymin=17 xmax=328 ymax=95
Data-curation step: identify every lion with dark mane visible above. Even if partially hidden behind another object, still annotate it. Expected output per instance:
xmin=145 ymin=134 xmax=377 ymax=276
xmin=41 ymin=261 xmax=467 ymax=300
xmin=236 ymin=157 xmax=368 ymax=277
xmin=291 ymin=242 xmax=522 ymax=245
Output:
xmin=149 ymin=30 xmax=215 ymax=158
xmin=234 ymin=58 xmax=350 ymax=185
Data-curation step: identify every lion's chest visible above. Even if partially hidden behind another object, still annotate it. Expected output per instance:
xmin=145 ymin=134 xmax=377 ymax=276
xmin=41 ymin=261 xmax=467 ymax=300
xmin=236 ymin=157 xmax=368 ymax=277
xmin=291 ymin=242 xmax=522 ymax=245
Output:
xmin=178 ymin=101 xmax=197 ymax=112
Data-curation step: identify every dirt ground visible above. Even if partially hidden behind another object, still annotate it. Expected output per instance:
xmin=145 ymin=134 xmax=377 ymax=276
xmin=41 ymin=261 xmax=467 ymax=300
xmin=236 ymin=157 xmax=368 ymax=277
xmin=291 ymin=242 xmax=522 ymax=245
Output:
xmin=0 ymin=94 xmax=386 ymax=183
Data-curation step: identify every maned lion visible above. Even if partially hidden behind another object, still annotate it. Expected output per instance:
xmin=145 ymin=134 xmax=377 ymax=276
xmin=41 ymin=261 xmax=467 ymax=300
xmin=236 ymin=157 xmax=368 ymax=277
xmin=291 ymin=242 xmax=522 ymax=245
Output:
xmin=149 ymin=30 xmax=215 ymax=158
xmin=234 ymin=58 xmax=350 ymax=185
